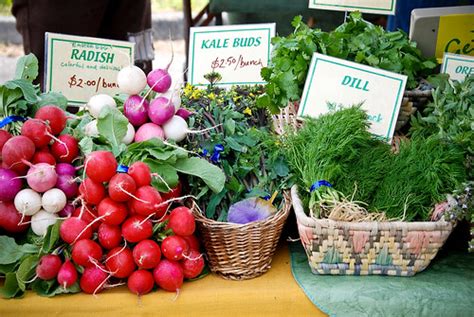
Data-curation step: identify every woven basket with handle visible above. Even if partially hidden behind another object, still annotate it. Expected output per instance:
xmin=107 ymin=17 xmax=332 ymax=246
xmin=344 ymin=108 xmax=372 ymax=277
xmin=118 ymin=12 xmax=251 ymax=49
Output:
xmin=191 ymin=191 xmax=292 ymax=280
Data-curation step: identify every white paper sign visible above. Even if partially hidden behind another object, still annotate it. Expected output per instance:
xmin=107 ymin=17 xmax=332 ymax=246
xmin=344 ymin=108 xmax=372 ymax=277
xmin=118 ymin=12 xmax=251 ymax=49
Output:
xmin=308 ymin=0 xmax=397 ymax=15
xmin=441 ymin=53 xmax=474 ymax=82
xmin=299 ymin=53 xmax=407 ymax=141
xmin=45 ymin=33 xmax=134 ymax=106
xmin=188 ymin=23 xmax=275 ymax=86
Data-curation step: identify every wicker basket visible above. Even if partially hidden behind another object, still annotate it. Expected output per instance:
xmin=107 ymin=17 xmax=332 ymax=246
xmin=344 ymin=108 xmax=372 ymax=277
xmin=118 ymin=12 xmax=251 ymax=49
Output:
xmin=291 ymin=186 xmax=453 ymax=276
xmin=191 ymin=191 xmax=292 ymax=280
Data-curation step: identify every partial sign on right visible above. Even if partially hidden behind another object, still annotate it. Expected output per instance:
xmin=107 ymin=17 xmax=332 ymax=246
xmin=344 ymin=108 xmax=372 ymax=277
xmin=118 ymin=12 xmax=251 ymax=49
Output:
xmin=308 ymin=0 xmax=397 ymax=15
xmin=441 ymin=53 xmax=474 ymax=82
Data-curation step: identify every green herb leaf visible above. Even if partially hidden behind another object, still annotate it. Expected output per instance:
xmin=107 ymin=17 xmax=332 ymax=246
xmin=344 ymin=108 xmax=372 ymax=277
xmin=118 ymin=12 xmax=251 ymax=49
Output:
xmin=16 ymin=255 xmax=39 ymax=291
xmin=42 ymin=221 xmax=61 ymax=254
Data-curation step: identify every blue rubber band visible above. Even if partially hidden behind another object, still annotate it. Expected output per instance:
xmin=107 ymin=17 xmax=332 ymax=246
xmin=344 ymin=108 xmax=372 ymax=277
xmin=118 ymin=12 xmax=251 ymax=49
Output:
xmin=310 ymin=180 xmax=333 ymax=192
xmin=116 ymin=164 xmax=129 ymax=173
xmin=0 ymin=115 xmax=27 ymax=128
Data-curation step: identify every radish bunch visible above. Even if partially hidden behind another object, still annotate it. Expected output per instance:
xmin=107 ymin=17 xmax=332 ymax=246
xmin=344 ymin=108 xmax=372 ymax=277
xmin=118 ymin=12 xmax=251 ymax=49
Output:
xmin=116 ymin=62 xmax=194 ymax=143
xmin=0 ymin=105 xmax=81 ymax=236
xmin=51 ymin=153 xmax=204 ymax=295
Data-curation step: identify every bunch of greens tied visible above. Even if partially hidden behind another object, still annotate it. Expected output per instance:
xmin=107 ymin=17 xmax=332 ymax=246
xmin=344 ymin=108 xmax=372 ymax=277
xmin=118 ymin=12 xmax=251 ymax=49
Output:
xmin=258 ymin=12 xmax=437 ymax=113
xmin=280 ymin=106 xmax=467 ymax=221
xmin=181 ymin=84 xmax=291 ymax=222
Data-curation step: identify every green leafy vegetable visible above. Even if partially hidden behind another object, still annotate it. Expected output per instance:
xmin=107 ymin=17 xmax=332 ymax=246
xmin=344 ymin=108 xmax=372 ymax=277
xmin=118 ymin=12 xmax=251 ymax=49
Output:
xmin=174 ymin=157 xmax=225 ymax=193
xmin=97 ymin=107 xmax=128 ymax=156
xmin=260 ymin=12 xmax=436 ymax=112
xmin=0 ymin=236 xmax=39 ymax=265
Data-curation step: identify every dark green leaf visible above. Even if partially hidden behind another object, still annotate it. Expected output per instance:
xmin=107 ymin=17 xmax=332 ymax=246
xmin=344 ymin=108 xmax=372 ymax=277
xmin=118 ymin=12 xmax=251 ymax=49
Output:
xmin=16 ymin=255 xmax=39 ymax=291
xmin=0 ymin=272 xmax=23 ymax=298
xmin=35 ymin=92 xmax=68 ymax=111
xmin=0 ymin=263 xmax=17 ymax=274
xmin=206 ymin=189 xmax=227 ymax=219
xmin=4 ymin=80 xmax=38 ymax=104
xmin=42 ymin=221 xmax=61 ymax=254
xmin=174 ymin=157 xmax=225 ymax=193
xmin=0 ymin=236 xmax=39 ymax=265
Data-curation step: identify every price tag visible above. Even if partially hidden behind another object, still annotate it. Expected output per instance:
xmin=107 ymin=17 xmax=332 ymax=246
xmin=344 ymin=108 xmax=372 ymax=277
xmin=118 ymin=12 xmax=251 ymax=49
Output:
xmin=188 ymin=23 xmax=275 ymax=86
xmin=299 ymin=53 xmax=407 ymax=142
xmin=45 ymin=33 xmax=134 ymax=106
xmin=308 ymin=0 xmax=397 ymax=15
xmin=441 ymin=53 xmax=474 ymax=82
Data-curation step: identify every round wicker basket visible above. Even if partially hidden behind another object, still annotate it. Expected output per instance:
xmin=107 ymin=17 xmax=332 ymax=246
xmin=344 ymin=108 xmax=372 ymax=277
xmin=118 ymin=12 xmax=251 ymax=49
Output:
xmin=192 ymin=191 xmax=292 ymax=280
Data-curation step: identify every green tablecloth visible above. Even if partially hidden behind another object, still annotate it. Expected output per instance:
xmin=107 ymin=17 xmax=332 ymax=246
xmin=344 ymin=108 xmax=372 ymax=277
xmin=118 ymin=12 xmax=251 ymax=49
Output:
xmin=289 ymin=242 xmax=474 ymax=317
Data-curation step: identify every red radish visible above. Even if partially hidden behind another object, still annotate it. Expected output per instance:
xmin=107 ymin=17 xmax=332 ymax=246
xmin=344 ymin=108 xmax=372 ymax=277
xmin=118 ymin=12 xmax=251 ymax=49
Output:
xmin=127 ymin=270 xmax=154 ymax=295
xmin=58 ymin=203 xmax=74 ymax=218
xmin=98 ymin=223 xmax=122 ymax=250
xmin=167 ymin=206 xmax=195 ymax=236
xmin=36 ymin=254 xmax=62 ymax=280
xmin=0 ymin=201 xmax=30 ymax=233
xmin=55 ymin=174 xmax=78 ymax=199
xmin=180 ymin=250 xmax=204 ymax=279
xmin=121 ymin=215 xmax=153 ymax=243
xmin=34 ymin=105 xmax=67 ymax=136
xmin=0 ymin=130 xmax=12 ymax=154
xmin=85 ymin=151 xmax=117 ymax=183
xmin=32 ymin=151 xmax=56 ymax=165
xmin=134 ymin=123 xmax=165 ymax=142
xmin=80 ymin=266 xmax=108 ymax=294
xmin=50 ymin=134 xmax=79 ymax=163
xmin=161 ymin=235 xmax=189 ymax=261
xmin=175 ymin=108 xmax=193 ymax=120
xmin=57 ymin=260 xmax=78 ymax=288
xmin=182 ymin=235 xmax=200 ymax=252
xmin=129 ymin=185 xmax=166 ymax=217
xmin=59 ymin=217 xmax=92 ymax=244
xmin=153 ymin=260 xmax=183 ymax=292
xmin=132 ymin=239 xmax=161 ymax=269
xmin=72 ymin=206 xmax=100 ymax=231
xmin=79 ymin=178 xmax=105 ymax=205
xmin=123 ymin=95 xmax=149 ymax=127
xmin=0 ymin=168 xmax=22 ymax=201
xmin=55 ymin=163 xmax=76 ymax=176
xmin=20 ymin=119 xmax=52 ymax=148
xmin=14 ymin=188 xmax=42 ymax=216
xmin=148 ymin=97 xmax=175 ymax=125
xmin=160 ymin=182 xmax=182 ymax=202
xmin=117 ymin=65 xmax=147 ymax=95
xmin=26 ymin=162 xmax=57 ymax=193
xmin=108 ymin=173 xmax=137 ymax=202
xmin=2 ymin=135 xmax=35 ymax=173
xmin=128 ymin=162 xmax=151 ymax=187
xmin=97 ymin=198 xmax=128 ymax=225
xmin=147 ymin=68 xmax=172 ymax=93
xmin=41 ymin=188 xmax=67 ymax=214
xmin=105 ymin=247 xmax=136 ymax=278
xmin=72 ymin=239 xmax=103 ymax=267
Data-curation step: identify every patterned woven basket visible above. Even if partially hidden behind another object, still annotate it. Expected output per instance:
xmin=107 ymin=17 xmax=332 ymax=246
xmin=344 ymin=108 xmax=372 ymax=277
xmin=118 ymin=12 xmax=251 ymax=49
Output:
xmin=291 ymin=186 xmax=453 ymax=276
xmin=191 ymin=191 xmax=292 ymax=280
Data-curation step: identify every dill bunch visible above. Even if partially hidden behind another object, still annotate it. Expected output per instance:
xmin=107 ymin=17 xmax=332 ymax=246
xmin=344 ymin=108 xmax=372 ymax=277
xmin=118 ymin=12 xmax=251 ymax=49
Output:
xmin=280 ymin=106 xmax=374 ymax=215
xmin=369 ymin=135 xmax=467 ymax=220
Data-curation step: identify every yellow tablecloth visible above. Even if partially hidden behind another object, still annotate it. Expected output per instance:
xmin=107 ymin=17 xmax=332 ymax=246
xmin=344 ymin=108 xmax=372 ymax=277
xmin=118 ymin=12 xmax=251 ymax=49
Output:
xmin=0 ymin=243 xmax=325 ymax=317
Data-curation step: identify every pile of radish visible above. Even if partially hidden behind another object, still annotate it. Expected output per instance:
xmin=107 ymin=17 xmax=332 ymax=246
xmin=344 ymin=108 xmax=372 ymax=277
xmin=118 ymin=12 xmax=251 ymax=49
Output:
xmin=34 ymin=152 xmax=204 ymax=296
xmin=0 ymin=105 xmax=81 ymax=236
xmin=86 ymin=57 xmax=191 ymax=142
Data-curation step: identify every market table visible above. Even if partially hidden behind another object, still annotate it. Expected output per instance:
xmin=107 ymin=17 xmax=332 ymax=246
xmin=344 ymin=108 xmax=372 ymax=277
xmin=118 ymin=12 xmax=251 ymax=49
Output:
xmin=0 ymin=243 xmax=325 ymax=317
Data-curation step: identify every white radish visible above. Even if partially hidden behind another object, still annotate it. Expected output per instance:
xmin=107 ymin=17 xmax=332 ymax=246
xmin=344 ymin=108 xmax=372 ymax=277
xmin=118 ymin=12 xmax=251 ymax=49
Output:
xmin=14 ymin=189 xmax=42 ymax=216
xmin=117 ymin=66 xmax=147 ymax=95
xmin=86 ymin=94 xmax=117 ymax=118
xmin=42 ymin=188 xmax=67 ymax=214
xmin=31 ymin=210 xmax=58 ymax=236
xmin=122 ymin=123 xmax=135 ymax=145
xmin=162 ymin=115 xmax=188 ymax=142
xmin=84 ymin=120 xmax=99 ymax=137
